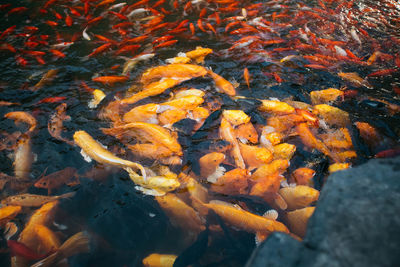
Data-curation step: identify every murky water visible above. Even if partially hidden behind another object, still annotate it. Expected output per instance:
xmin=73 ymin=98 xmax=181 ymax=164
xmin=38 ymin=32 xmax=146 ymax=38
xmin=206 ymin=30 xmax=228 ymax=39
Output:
xmin=0 ymin=0 xmax=399 ymax=266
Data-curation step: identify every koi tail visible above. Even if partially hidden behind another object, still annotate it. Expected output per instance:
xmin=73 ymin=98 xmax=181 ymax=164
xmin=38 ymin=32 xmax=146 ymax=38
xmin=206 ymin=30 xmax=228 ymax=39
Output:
xmin=31 ymin=232 xmax=90 ymax=267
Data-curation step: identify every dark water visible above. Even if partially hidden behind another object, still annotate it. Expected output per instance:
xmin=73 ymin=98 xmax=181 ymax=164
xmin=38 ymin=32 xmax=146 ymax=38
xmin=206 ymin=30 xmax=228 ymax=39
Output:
xmin=0 ymin=0 xmax=399 ymax=266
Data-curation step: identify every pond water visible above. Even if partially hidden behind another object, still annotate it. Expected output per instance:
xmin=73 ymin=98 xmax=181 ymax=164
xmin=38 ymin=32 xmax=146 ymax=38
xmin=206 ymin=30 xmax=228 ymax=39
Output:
xmin=0 ymin=0 xmax=399 ymax=266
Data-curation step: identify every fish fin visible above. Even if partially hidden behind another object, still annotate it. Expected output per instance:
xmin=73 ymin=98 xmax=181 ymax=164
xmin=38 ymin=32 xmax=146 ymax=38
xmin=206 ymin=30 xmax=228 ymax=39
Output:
xmin=31 ymin=232 xmax=90 ymax=267
xmin=58 ymin=192 xmax=76 ymax=199
xmin=262 ymin=209 xmax=278 ymax=220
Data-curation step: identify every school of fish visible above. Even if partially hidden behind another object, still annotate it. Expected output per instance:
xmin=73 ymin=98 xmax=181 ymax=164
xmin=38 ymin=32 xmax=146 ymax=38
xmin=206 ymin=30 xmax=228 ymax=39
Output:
xmin=0 ymin=0 xmax=400 ymax=266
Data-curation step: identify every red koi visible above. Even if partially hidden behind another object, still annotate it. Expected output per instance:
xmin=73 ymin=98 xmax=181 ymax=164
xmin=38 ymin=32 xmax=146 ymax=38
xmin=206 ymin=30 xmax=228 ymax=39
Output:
xmin=129 ymin=0 xmax=149 ymax=9
xmin=160 ymin=8 xmax=171 ymax=15
xmin=152 ymin=0 xmax=165 ymax=9
xmin=112 ymin=21 xmax=133 ymax=29
xmin=184 ymin=1 xmax=192 ymax=12
xmin=7 ymin=240 xmax=48 ymax=260
xmin=95 ymin=34 xmax=116 ymax=44
xmin=243 ymin=68 xmax=250 ymax=89
xmin=200 ymin=8 xmax=207 ymax=18
xmin=46 ymin=20 xmax=58 ymax=27
xmin=53 ymin=11 xmax=62 ymax=20
xmin=153 ymin=40 xmax=178 ymax=49
xmin=394 ymin=55 xmax=400 ymax=68
xmin=124 ymin=35 xmax=148 ymax=44
xmin=24 ymin=26 xmax=39 ymax=32
xmin=152 ymin=35 xmax=174 ymax=44
xmin=0 ymin=43 xmax=16 ymax=53
xmin=87 ymin=16 xmax=103 ymax=25
xmin=173 ymin=0 xmax=178 ymax=9
xmin=272 ymin=72 xmax=283 ymax=83
xmin=44 ymin=0 xmax=57 ymax=9
xmin=37 ymin=96 xmax=67 ymax=104
xmin=7 ymin=7 xmax=28 ymax=15
xmin=367 ymin=69 xmax=397 ymax=77
xmin=16 ymin=56 xmax=28 ymax=67
xmin=88 ymin=43 xmax=112 ymax=57
xmin=190 ymin=23 xmax=195 ymax=35
xmin=206 ymin=23 xmax=217 ymax=35
xmin=35 ymin=56 xmax=46 ymax=65
xmin=68 ymin=7 xmax=81 ymax=17
xmin=65 ymin=14 xmax=73 ymax=27
xmin=197 ymin=19 xmax=207 ymax=32
xmin=0 ymin=25 xmax=16 ymax=40
xmin=225 ymin=21 xmax=241 ymax=32
xmin=108 ymin=11 xmax=128 ymax=20
xmin=92 ymin=75 xmax=128 ymax=85
xmin=375 ymin=148 xmax=400 ymax=158
xmin=304 ymin=64 xmax=327 ymax=70
xmin=115 ymin=44 xmax=140 ymax=55
xmin=49 ymin=49 xmax=66 ymax=58
xmin=177 ymin=19 xmax=189 ymax=29
xmin=23 ymin=50 xmax=46 ymax=57
xmin=96 ymin=0 xmax=116 ymax=8
xmin=84 ymin=2 xmax=90 ymax=15
xmin=214 ymin=12 xmax=221 ymax=25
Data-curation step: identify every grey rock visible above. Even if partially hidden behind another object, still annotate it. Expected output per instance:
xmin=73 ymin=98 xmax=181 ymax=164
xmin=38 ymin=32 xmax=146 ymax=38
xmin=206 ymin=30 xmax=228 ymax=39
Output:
xmin=246 ymin=157 xmax=400 ymax=267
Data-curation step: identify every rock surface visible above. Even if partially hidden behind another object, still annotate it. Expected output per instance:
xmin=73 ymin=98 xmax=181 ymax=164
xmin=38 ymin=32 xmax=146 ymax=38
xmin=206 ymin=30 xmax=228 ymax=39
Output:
xmin=246 ymin=157 xmax=400 ymax=267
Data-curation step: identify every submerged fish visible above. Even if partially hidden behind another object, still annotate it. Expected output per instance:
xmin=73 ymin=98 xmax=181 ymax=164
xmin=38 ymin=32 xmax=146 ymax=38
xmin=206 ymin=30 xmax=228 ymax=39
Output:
xmin=1 ymin=192 xmax=75 ymax=207
xmin=73 ymin=130 xmax=146 ymax=178
xmin=34 ymin=167 xmax=79 ymax=195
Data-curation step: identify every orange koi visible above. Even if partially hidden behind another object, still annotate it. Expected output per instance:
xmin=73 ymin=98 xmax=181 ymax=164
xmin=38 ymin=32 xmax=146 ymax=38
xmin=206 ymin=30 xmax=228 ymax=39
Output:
xmin=46 ymin=20 xmax=58 ymax=27
xmin=65 ymin=14 xmax=73 ymax=26
xmin=92 ymin=75 xmax=128 ymax=85
xmin=367 ymin=68 xmax=397 ymax=77
xmin=153 ymin=39 xmax=177 ymax=49
xmin=7 ymin=7 xmax=28 ymax=15
xmin=87 ymin=16 xmax=103 ymax=25
xmin=243 ymin=67 xmax=250 ymax=89
xmin=115 ymin=44 xmax=140 ymax=55
xmin=96 ymin=0 xmax=115 ymax=8
xmin=112 ymin=21 xmax=133 ymax=29
xmin=190 ymin=23 xmax=195 ymax=35
xmin=88 ymin=43 xmax=112 ymax=57
xmin=207 ymin=70 xmax=236 ymax=96
xmin=197 ymin=19 xmax=207 ymax=32
xmin=0 ymin=25 xmax=16 ymax=40
xmin=108 ymin=11 xmax=128 ymax=20
xmin=49 ymin=49 xmax=66 ymax=58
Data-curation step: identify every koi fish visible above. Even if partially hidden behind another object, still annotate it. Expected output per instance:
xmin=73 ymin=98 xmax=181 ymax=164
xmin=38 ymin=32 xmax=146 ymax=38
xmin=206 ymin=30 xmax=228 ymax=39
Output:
xmin=31 ymin=232 xmax=90 ymax=267
xmin=141 ymin=64 xmax=207 ymax=85
xmin=5 ymin=111 xmax=37 ymax=134
xmin=285 ymin=207 xmax=315 ymax=238
xmin=48 ymin=103 xmax=74 ymax=146
xmin=36 ymin=96 xmax=66 ymax=104
xmin=88 ymin=89 xmax=106 ymax=108
xmin=32 ymin=69 xmax=58 ymax=91
xmin=1 ymin=192 xmax=75 ymax=207
xmin=155 ymin=193 xmax=204 ymax=233
xmin=102 ymin=122 xmax=182 ymax=155
xmin=92 ymin=75 xmax=128 ymax=85
xmin=207 ymin=70 xmax=236 ymax=96
xmin=34 ymin=167 xmax=79 ymax=195
xmin=7 ymin=240 xmax=49 ymax=261
xmin=202 ymin=200 xmax=289 ymax=235
xmin=120 ymin=78 xmax=185 ymax=105
xmin=18 ymin=201 xmax=59 ymax=251
xmin=126 ymin=168 xmax=180 ymax=196
xmin=338 ymin=72 xmax=371 ymax=88
xmin=142 ymin=254 xmax=177 ymax=267
xmin=279 ymin=185 xmax=319 ymax=210
xmin=0 ymin=205 xmax=22 ymax=226
xmin=243 ymin=67 xmax=250 ymax=88
xmin=13 ymin=135 xmax=34 ymax=181
xmin=219 ymin=118 xmax=245 ymax=169
xmin=122 ymin=53 xmax=155 ymax=75
xmin=73 ymin=130 xmax=146 ymax=177
xmin=34 ymin=224 xmax=61 ymax=253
